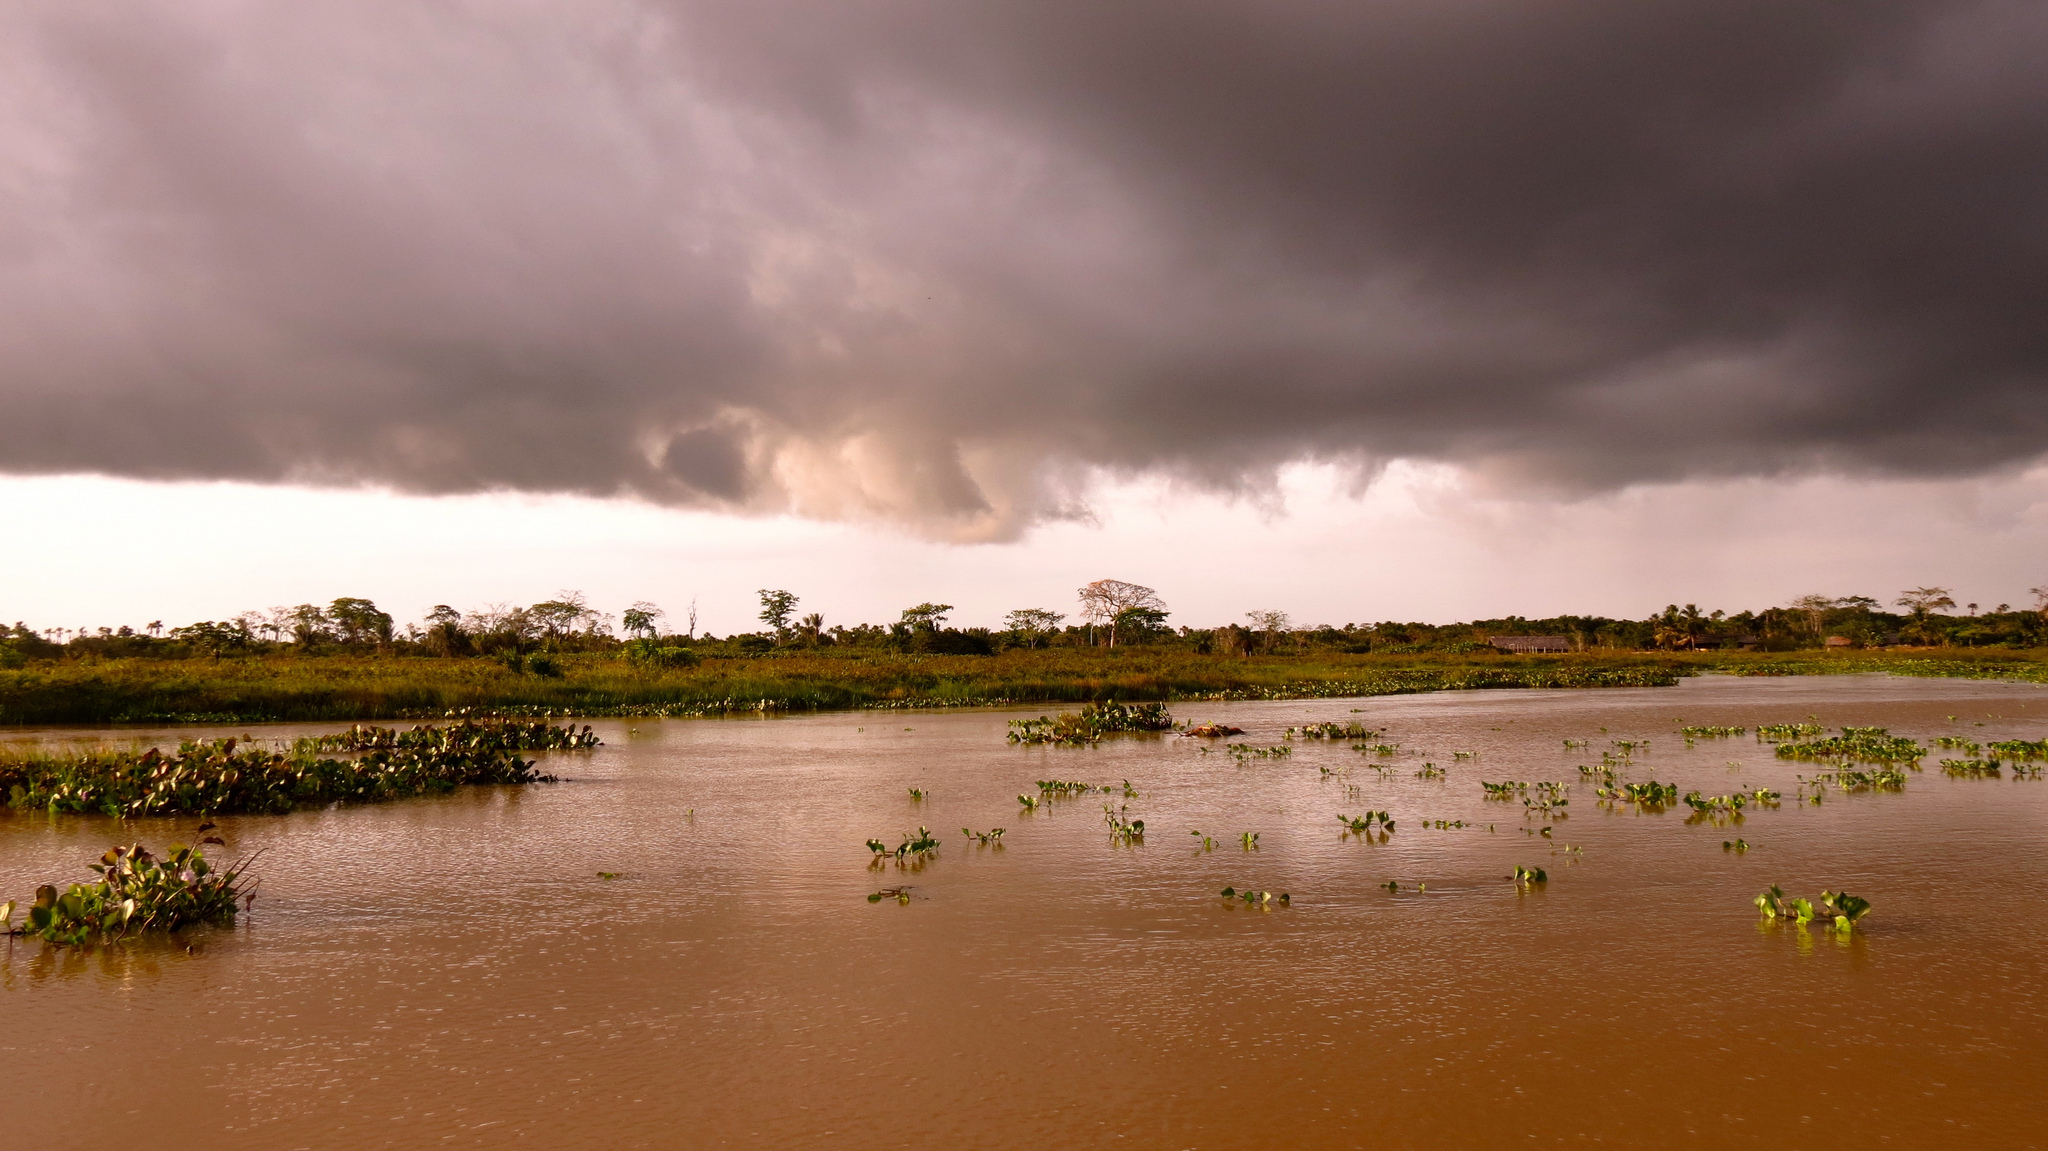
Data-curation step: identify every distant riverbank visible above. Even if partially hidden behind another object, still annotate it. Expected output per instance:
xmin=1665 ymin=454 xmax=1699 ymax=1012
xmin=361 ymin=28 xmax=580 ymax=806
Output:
xmin=4 ymin=647 xmax=2045 ymax=726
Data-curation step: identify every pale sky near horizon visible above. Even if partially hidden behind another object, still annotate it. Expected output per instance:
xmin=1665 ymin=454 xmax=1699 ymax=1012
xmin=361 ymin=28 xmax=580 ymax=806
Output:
xmin=5 ymin=4 xmax=2047 ymax=630
xmin=7 ymin=461 xmax=2045 ymax=635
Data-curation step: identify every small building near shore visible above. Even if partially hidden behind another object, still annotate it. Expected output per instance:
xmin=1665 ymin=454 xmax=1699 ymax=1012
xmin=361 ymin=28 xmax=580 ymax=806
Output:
xmin=1488 ymin=635 xmax=1573 ymax=654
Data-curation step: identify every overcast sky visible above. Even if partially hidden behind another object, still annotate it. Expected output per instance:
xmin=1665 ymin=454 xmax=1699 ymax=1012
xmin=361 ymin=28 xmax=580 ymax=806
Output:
xmin=3 ymin=2 xmax=2046 ymax=630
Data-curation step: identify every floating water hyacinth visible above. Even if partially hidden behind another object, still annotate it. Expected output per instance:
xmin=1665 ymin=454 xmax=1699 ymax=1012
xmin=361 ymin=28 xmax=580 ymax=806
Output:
xmin=1219 ymin=887 xmax=1289 ymax=907
xmin=1006 ymin=701 xmax=1175 ymax=746
xmin=0 ymin=718 xmax=585 ymax=817
xmin=3 ymin=842 xmax=254 ymax=947
xmin=1774 ymin=728 xmax=1925 ymax=765
xmin=1754 ymin=886 xmax=1870 ymax=935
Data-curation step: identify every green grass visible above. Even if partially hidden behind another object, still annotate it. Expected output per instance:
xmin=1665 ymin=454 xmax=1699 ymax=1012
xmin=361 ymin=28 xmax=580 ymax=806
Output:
xmin=4 ymin=647 xmax=2048 ymax=726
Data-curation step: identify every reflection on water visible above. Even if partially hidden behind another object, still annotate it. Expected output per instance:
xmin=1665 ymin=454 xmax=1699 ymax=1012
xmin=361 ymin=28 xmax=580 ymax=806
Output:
xmin=4 ymin=674 xmax=2047 ymax=1149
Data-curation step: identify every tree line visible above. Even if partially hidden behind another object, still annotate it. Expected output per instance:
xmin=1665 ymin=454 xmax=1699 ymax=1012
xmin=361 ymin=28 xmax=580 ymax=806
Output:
xmin=6 ymin=582 xmax=2047 ymax=667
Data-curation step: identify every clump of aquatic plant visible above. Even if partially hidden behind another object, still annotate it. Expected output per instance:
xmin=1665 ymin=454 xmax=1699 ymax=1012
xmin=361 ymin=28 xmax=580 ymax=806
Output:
xmin=1987 ymin=738 xmax=2048 ymax=760
xmin=1512 ymin=865 xmax=1548 ymax=886
xmin=1935 ymin=736 xmax=1983 ymax=753
xmin=1597 ymin=780 xmax=1680 ymax=809
xmin=1190 ymin=829 xmax=1217 ymax=851
xmin=1798 ymin=766 xmax=1909 ymax=794
xmin=1610 ymin=739 xmax=1649 ymax=754
xmin=1121 ymin=778 xmax=1138 ymax=797
xmin=1451 ymin=749 xmax=1477 ymax=760
xmin=1225 ymin=743 xmax=1292 ymax=760
xmin=1288 ymin=722 xmax=1380 ymax=740
xmin=1774 ymin=727 xmax=1925 ymax=765
xmin=867 ymin=886 xmax=913 ymax=905
xmin=866 ymin=827 xmax=940 ymax=864
xmin=1180 ymin=722 xmax=1244 ymax=738
xmin=1 ymin=719 xmax=578 ymax=817
xmin=1562 ymin=739 xmax=1589 ymax=750
xmin=907 ymin=787 xmax=927 ymax=801
xmin=1421 ymin=819 xmax=1469 ymax=830
xmin=1939 ymin=759 xmax=2003 ymax=778
xmin=1016 ymin=793 xmax=1041 ymax=811
xmin=1219 ymin=886 xmax=1289 ymax=907
xmin=960 ymin=827 xmax=1005 ymax=845
xmin=1036 ymin=778 xmax=1101 ymax=797
xmin=1103 ymin=805 xmax=1146 ymax=845
xmin=1007 ymin=700 xmax=1175 ymax=746
xmin=3 ymin=842 xmax=253 ymax=947
xmin=1679 ymin=726 xmax=1746 ymax=738
xmin=1723 ymin=838 xmax=1749 ymax=852
xmin=1338 ymin=811 xmax=1395 ymax=835
xmin=1683 ymin=788 xmax=1780 ymax=814
xmin=307 ymin=717 xmax=600 ymax=753
xmin=1414 ymin=762 xmax=1444 ymax=780
xmin=1238 ymin=830 xmax=1260 ymax=850
xmin=1756 ymin=723 xmax=1824 ymax=742
xmin=1353 ymin=742 xmax=1402 ymax=757
xmin=1754 ymin=885 xmax=1871 ymax=934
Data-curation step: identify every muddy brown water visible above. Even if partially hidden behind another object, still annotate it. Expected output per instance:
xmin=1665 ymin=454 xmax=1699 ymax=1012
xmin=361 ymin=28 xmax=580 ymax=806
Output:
xmin=4 ymin=673 xmax=2047 ymax=1149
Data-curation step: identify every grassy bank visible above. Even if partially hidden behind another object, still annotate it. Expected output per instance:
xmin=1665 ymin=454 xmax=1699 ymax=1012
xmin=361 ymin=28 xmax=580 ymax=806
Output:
xmin=6 ymin=647 xmax=2048 ymax=727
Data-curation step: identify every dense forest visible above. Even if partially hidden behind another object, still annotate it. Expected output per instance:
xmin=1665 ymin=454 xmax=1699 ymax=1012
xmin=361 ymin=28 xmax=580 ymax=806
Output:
xmin=6 ymin=582 xmax=2042 ymax=672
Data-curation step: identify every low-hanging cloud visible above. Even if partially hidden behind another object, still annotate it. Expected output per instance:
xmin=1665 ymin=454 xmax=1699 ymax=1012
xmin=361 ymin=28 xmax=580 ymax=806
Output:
xmin=3 ymin=1 xmax=2045 ymax=539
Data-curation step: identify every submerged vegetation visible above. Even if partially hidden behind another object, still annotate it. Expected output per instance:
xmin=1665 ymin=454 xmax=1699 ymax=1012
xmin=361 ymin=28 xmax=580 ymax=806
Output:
xmin=3 ymin=842 xmax=252 ymax=947
xmin=0 ymin=718 xmax=585 ymax=817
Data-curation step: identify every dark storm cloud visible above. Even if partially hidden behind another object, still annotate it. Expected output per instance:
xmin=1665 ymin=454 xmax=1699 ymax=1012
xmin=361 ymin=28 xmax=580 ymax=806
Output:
xmin=2 ymin=1 xmax=2045 ymax=536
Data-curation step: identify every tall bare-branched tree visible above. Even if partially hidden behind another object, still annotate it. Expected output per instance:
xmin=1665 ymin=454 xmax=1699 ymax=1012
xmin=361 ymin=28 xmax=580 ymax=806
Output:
xmin=1078 ymin=580 xmax=1164 ymax=648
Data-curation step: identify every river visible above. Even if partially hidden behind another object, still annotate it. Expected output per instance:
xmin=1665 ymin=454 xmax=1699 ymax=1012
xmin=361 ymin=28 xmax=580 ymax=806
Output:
xmin=3 ymin=673 xmax=2045 ymax=1149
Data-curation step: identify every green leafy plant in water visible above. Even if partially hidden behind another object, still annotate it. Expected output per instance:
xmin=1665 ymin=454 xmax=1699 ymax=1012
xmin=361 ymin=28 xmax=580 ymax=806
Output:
xmin=1754 ymin=885 xmax=1871 ymax=934
xmin=866 ymin=827 xmax=940 ymax=865
xmin=1797 ymin=766 xmax=1909 ymax=794
xmin=1775 ymin=728 xmax=1925 ymax=765
xmin=1 ymin=719 xmax=583 ymax=817
xmin=1338 ymin=811 xmax=1395 ymax=835
xmin=1190 ymin=829 xmax=1217 ymax=852
xmin=1987 ymin=738 xmax=2048 ymax=760
xmin=1288 ymin=722 xmax=1380 ymax=740
xmin=867 ymin=886 xmax=913 ymax=905
xmin=1722 ymin=838 xmax=1749 ymax=852
xmin=960 ymin=827 xmax=1005 ymax=846
xmin=1414 ymin=763 xmax=1445 ymax=779
xmin=907 ymin=787 xmax=927 ymax=801
xmin=1598 ymin=780 xmax=1680 ymax=809
xmin=1756 ymin=723 xmax=1825 ymax=742
xmin=1940 ymin=759 xmax=2003 ymax=778
xmin=1512 ymin=864 xmax=1548 ymax=886
xmin=1016 ymin=793 xmax=1041 ymax=811
xmin=1353 ymin=743 xmax=1402 ymax=757
xmin=1007 ymin=700 xmax=1175 ymax=746
xmin=1219 ymin=886 xmax=1289 ymax=907
xmin=3 ymin=842 xmax=254 ymax=947
xmin=1680 ymin=726 xmax=1746 ymax=738
xmin=1935 ymin=736 xmax=1983 ymax=753
xmin=1036 ymin=778 xmax=1100 ymax=797
xmin=1225 ymin=743 xmax=1292 ymax=760
xmin=1238 ymin=830 xmax=1260 ymax=850
xmin=1103 ymin=805 xmax=1145 ymax=845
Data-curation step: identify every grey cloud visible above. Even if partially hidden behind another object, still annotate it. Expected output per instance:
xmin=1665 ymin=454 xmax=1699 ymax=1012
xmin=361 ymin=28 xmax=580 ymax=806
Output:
xmin=2 ymin=1 xmax=2045 ymax=537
